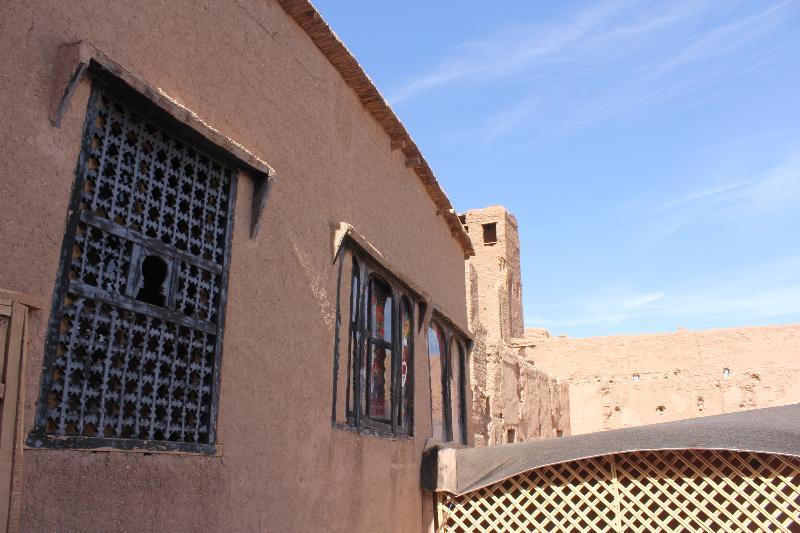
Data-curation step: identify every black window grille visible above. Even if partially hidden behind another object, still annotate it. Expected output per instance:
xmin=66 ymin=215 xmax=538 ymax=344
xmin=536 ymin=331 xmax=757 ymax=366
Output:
xmin=334 ymin=245 xmax=415 ymax=437
xmin=29 ymin=80 xmax=236 ymax=453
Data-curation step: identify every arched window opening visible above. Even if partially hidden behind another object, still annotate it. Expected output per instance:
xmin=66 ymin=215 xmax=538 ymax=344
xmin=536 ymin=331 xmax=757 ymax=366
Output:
xmin=332 ymin=243 xmax=419 ymax=437
xmin=450 ymin=338 xmax=466 ymax=444
xmin=366 ymin=276 xmax=393 ymax=423
xmin=345 ymin=258 xmax=360 ymax=423
xmin=428 ymin=322 xmax=447 ymax=442
xmin=428 ymin=316 xmax=470 ymax=444
xmin=399 ymin=296 xmax=414 ymax=433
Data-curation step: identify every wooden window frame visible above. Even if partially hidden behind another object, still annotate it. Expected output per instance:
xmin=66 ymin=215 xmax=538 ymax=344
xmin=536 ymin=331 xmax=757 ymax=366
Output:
xmin=397 ymin=295 xmax=415 ymax=434
xmin=453 ymin=337 xmax=469 ymax=445
xmin=363 ymin=274 xmax=394 ymax=433
xmin=335 ymin=244 xmax=416 ymax=438
xmin=428 ymin=315 xmax=470 ymax=445
xmin=428 ymin=320 xmax=450 ymax=442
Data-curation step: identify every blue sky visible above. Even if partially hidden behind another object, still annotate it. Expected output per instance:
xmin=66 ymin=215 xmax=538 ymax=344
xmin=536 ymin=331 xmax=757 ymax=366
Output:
xmin=313 ymin=0 xmax=800 ymax=338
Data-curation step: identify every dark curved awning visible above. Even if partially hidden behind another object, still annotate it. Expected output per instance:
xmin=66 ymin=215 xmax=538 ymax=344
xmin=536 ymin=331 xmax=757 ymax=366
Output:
xmin=422 ymin=403 xmax=800 ymax=495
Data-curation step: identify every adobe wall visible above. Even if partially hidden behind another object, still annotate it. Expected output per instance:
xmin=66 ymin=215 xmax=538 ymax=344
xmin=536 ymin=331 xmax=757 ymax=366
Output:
xmin=522 ymin=324 xmax=800 ymax=435
xmin=462 ymin=206 xmax=524 ymax=342
xmin=0 ymin=2 xmax=468 ymax=531
xmin=462 ymin=207 xmax=569 ymax=445
xmin=497 ymin=355 xmax=569 ymax=443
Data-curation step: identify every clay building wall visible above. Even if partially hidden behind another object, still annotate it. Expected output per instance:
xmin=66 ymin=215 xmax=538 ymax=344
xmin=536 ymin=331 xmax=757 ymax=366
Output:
xmin=522 ymin=324 xmax=800 ymax=435
xmin=0 ymin=1 xmax=470 ymax=531
xmin=496 ymin=355 xmax=570 ymax=444
xmin=461 ymin=206 xmax=569 ymax=446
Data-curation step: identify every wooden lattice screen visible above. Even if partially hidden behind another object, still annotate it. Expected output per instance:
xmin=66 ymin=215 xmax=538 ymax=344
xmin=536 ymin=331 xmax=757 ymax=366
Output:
xmin=436 ymin=449 xmax=800 ymax=532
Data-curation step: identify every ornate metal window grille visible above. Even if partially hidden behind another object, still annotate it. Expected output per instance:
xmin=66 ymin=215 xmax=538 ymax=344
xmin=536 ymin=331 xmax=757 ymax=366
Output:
xmin=333 ymin=244 xmax=415 ymax=437
xmin=29 ymin=80 xmax=236 ymax=453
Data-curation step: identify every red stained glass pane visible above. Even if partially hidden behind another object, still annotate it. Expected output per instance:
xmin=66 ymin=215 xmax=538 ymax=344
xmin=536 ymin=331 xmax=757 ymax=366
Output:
xmin=368 ymin=278 xmax=392 ymax=421
xmin=368 ymin=344 xmax=391 ymax=419
xmin=370 ymin=280 xmax=392 ymax=342
xmin=400 ymin=298 xmax=413 ymax=431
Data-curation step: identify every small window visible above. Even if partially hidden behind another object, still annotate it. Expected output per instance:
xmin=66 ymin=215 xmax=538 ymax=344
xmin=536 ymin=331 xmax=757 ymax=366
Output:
xmin=458 ymin=214 xmax=466 ymax=225
xmin=334 ymin=245 xmax=415 ymax=436
xmin=482 ymin=223 xmax=497 ymax=244
xmin=507 ymin=428 xmax=516 ymax=443
xmin=428 ymin=317 xmax=469 ymax=444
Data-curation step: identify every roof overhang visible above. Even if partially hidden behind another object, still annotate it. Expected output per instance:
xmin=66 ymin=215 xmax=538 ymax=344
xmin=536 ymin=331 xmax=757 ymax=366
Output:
xmin=423 ymin=403 xmax=800 ymax=495
xmin=277 ymin=1 xmax=474 ymax=258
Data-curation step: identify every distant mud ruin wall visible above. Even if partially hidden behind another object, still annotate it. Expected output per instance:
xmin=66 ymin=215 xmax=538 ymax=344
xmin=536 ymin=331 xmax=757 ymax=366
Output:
xmin=462 ymin=205 xmax=800 ymax=443
xmin=462 ymin=206 xmax=569 ymax=445
xmin=523 ymin=324 xmax=800 ymax=435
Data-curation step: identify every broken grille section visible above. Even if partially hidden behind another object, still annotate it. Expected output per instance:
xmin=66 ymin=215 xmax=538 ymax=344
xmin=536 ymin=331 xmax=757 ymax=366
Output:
xmin=31 ymin=82 xmax=236 ymax=452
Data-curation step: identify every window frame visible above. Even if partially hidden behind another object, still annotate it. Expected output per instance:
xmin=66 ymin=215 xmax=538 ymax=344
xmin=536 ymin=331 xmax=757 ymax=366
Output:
xmin=428 ymin=313 xmax=471 ymax=445
xmin=334 ymin=242 xmax=417 ymax=438
xmin=482 ymin=222 xmax=498 ymax=245
xmin=397 ymin=295 xmax=415 ymax=434
xmin=453 ymin=337 xmax=469 ymax=444
xmin=363 ymin=274 xmax=395 ymax=432
xmin=428 ymin=320 xmax=450 ymax=442
xmin=27 ymin=77 xmax=238 ymax=455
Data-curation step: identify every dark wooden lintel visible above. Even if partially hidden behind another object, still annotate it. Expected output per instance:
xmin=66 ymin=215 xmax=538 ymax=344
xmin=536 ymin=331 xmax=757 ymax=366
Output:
xmin=50 ymin=41 xmax=276 ymax=241
xmin=250 ymin=170 xmax=276 ymax=238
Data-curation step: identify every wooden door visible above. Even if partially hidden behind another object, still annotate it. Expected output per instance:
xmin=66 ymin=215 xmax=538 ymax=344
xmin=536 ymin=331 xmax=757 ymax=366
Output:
xmin=0 ymin=298 xmax=31 ymax=533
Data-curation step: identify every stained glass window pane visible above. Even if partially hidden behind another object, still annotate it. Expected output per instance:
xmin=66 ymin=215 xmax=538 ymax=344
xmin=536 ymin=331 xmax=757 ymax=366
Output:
xmin=367 ymin=278 xmax=392 ymax=423
xmin=370 ymin=280 xmax=392 ymax=342
xmin=399 ymin=298 xmax=413 ymax=432
xmin=367 ymin=343 xmax=391 ymax=421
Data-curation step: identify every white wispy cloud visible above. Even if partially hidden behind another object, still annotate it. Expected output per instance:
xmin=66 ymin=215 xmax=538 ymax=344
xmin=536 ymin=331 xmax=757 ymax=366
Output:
xmin=639 ymin=0 xmax=791 ymax=80
xmin=638 ymin=148 xmax=800 ymax=247
xmin=527 ymin=256 xmax=800 ymax=331
xmin=657 ymin=150 xmax=800 ymax=218
xmin=621 ymin=291 xmax=666 ymax=310
xmin=658 ymin=181 xmax=751 ymax=210
xmin=389 ymin=0 xmax=710 ymax=103
xmin=394 ymin=0 xmax=795 ymax=143
xmin=726 ymin=154 xmax=800 ymax=215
